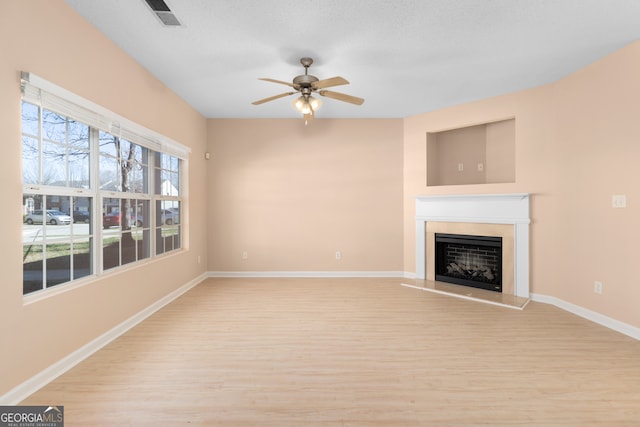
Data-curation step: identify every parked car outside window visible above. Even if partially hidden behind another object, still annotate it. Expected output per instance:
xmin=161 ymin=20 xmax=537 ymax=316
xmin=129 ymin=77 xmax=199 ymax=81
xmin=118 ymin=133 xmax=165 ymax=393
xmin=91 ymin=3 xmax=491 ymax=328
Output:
xmin=160 ymin=208 xmax=180 ymax=225
xmin=102 ymin=211 xmax=144 ymax=229
xmin=73 ymin=210 xmax=90 ymax=223
xmin=25 ymin=210 xmax=73 ymax=225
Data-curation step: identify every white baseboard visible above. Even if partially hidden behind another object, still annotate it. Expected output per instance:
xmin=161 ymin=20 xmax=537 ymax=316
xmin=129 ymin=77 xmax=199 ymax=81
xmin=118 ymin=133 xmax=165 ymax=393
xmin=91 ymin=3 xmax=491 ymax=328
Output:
xmin=531 ymin=293 xmax=640 ymax=340
xmin=208 ymin=271 xmax=408 ymax=278
xmin=1 ymin=273 xmax=208 ymax=405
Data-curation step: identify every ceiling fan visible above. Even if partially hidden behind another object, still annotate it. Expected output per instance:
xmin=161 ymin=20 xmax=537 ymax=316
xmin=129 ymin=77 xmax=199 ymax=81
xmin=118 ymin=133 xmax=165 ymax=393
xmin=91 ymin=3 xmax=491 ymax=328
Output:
xmin=252 ymin=57 xmax=364 ymax=121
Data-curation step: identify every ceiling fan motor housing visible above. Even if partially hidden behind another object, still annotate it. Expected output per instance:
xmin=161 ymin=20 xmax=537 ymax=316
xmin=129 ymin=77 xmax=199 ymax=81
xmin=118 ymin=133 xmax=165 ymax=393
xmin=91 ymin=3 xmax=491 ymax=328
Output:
xmin=293 ymin=57 xmax=318 ymax=90
xmin=293 ymin=74 xmax=319 ymax=90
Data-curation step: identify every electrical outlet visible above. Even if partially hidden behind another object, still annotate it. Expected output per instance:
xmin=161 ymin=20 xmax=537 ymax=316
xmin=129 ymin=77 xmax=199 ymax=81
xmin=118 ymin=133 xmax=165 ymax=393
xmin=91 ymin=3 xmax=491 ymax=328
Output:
xmin=594 ymin=281 xmax=603 ymax=294
xmin=477 ymin=163 xmax=484 ymax=172
xmin=457 ymin=163 xmax=464 ymax=172
xmin=242 ymin=251 xmax=248 ymax=260
xmin=612 ymin=194 xmax=627 ymax=208
xmin=335 ymin=251 xmax=341 ymax=260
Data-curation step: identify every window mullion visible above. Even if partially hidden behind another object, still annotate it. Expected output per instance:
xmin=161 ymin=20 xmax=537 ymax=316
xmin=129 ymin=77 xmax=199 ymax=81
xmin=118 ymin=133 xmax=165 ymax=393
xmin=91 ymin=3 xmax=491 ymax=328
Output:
xmin=38 ymin=105 xmax=44 ymax=185
xmin=90 ymin=127 xmax=103 ymax=275
xmin=65 ymin=118 xmax=70 ymax=187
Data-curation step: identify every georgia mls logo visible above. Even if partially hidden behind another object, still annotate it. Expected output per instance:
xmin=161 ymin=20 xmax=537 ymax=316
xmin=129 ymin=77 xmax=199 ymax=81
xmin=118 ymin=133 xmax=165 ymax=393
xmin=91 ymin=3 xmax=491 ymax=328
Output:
xmin=0 ymin=405 xmax=64 ymax=427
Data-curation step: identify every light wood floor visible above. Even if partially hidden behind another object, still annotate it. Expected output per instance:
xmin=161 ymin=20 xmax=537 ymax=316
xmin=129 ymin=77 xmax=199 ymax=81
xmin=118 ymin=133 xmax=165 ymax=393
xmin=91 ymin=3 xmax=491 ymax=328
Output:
xmin=22 ymin=278 xmax=640 ymax=426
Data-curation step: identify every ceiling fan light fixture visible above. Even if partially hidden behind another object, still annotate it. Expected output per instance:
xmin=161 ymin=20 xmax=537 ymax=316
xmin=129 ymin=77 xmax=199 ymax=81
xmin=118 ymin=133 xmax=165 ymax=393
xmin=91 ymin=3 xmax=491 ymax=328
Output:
xmin=309 ymin=96 xmax=322 ymax=111
xmin=293 ymin=96 xmax=306 ymax=112
xmin=293 ymin=95 xmax=322 ymax=114
xmin=293 ymin=95 xmax=321 ymax=115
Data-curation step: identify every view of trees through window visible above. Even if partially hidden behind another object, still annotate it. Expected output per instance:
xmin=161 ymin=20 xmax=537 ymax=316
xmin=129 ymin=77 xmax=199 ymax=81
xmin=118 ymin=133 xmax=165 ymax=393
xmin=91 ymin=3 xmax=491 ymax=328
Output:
xmin=22 ymin=100 xmax=183 ymax=296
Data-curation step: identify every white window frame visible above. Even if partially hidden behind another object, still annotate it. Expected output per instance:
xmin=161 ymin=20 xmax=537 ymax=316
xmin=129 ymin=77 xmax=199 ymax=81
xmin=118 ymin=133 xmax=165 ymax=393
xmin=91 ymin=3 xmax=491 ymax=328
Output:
xmin=21 ymin=72 xmax=190 ymax=300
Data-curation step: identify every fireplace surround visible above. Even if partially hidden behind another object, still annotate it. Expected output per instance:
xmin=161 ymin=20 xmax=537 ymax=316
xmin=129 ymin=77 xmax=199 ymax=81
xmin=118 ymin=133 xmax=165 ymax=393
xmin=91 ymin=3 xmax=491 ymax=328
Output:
xmin=415 ymin=194 xmax=530 ymax=298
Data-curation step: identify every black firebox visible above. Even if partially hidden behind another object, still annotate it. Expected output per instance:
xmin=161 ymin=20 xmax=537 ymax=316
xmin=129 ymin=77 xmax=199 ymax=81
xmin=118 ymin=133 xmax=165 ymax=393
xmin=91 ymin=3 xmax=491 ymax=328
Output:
xmin=434 ymin=233 xmax=502 ymax=292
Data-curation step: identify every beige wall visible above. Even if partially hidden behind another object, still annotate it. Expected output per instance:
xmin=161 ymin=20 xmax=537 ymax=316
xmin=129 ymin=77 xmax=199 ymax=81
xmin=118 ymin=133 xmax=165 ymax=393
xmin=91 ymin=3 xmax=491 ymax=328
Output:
xmin=485 ymin=119 xmax=516 ymax=184
xmin=207 ymin=119 xmax=404 ymax=272
xmin=549 ymin=41 xmax=640 ymax=324
xmin=3 ymin=0 xmax=639 ymax=401
xmin=0 ymin=1 xmax=208 ymax=396
xmin=404 ymin=40 xmax=640 ymax=328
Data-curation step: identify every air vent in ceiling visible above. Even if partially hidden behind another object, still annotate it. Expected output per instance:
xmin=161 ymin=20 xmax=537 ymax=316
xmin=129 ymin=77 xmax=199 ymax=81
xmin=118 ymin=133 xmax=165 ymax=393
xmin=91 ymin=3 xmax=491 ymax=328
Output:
xmin=144 ymin=0 xmax=181 ymax=26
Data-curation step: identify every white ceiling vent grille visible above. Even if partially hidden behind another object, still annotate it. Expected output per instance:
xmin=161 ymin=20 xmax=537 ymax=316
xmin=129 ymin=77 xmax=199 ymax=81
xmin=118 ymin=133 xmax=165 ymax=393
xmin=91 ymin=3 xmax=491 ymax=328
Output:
xmin=144 ymin=0 xmax=181 ymax=26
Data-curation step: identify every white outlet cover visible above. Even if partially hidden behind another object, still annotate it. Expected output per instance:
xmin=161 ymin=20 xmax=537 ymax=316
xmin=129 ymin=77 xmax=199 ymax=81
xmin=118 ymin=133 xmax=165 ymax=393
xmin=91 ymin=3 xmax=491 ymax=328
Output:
xmin=612 ymin=194 xmax=627 ymax=208
xmin=594 ymin=281 xmax=603 ymax=294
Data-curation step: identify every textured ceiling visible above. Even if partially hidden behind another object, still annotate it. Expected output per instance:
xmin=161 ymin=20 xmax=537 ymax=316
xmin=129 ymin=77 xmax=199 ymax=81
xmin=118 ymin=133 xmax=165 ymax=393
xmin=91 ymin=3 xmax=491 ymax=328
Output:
xmin=64 ymin=0 xmax=640 ymax=119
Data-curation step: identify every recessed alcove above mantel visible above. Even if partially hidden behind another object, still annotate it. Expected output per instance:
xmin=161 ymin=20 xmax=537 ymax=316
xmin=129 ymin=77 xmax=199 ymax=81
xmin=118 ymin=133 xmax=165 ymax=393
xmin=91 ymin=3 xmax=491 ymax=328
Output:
xmin=427 ymin=118 xmax=515 ymax=186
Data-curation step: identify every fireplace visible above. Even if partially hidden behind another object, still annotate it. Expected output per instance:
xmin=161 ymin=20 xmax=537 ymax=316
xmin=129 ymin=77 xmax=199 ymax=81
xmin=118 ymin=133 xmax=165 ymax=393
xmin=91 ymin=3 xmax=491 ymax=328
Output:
xmin=415 ymin=194 xmax=530 ymax=298
xmin=435 ymin=233 xmax=502 ymax=292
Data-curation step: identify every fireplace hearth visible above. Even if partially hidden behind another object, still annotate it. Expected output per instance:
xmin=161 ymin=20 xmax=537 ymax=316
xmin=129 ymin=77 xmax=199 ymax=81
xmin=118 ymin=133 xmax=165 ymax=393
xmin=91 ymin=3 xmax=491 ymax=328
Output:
xmin=435 ymin=233 xmax=502 ymax=292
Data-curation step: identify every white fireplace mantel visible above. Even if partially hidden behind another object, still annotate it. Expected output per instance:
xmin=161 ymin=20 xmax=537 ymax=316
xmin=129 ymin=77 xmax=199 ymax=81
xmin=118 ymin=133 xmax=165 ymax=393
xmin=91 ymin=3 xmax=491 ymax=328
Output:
xmin=415 ymin=193 xmax=530 ymax=298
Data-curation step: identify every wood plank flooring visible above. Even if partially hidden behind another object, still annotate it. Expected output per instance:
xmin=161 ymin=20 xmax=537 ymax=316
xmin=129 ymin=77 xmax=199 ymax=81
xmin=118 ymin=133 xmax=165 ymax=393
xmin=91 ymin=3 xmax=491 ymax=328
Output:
xmin=21 ymin=278 xmax=640 ymax=426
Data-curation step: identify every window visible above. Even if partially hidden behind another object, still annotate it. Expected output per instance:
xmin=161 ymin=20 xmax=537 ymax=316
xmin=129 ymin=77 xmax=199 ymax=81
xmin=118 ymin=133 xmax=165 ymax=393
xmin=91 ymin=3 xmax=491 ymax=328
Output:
xmin=21 ymin=72 xmax=189 ymax=296
xmin=99 ymin=133 xmax=152 ymax=271
xmin=154 ymin=152 xmax=182 ymax=255
xmin=22 ymin=103 xmax=94 ymax=294
xmin=22 ymin=194 xmax=94 ymax=294
xmin=99 ymin=132 xmax=149 ymax=193
xmin=102 ymin=197 xmax=150 ymax=270
xmin=22 ymin=103 xmax=91 ymax=188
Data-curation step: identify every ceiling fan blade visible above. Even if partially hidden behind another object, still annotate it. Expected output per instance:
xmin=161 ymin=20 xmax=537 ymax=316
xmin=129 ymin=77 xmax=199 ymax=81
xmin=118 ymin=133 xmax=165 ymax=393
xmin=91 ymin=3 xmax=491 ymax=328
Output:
xmin=251 ymin=92 xmax=296 ymax=105
xmin=318 ymin=90 xmax=365 ymax=105
xmin=259 ymin=78 xmax=295 ymax=88
xmin=312 ymin=76 xmax=349 ymax=89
